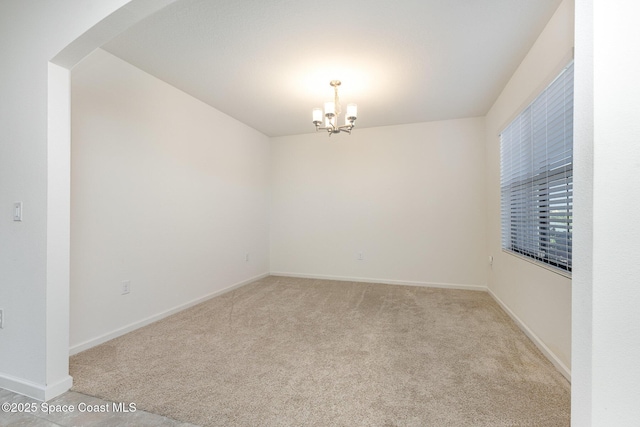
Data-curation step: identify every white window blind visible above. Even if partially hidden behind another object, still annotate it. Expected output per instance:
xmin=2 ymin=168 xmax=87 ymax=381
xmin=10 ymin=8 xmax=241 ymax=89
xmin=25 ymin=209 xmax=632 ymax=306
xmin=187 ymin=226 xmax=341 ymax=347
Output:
xmin=500 ymin=61 xmax=573 ymax=273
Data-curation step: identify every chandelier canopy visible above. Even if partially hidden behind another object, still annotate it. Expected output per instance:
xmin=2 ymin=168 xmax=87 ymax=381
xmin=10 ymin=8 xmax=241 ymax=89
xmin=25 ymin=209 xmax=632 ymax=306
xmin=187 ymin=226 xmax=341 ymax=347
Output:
xmin=312 ymin=80 xmax=357 ymax=135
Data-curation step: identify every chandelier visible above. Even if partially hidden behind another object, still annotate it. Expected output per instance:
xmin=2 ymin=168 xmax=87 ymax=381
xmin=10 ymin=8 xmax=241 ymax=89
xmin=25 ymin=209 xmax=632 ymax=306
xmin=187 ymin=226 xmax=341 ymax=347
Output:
xmin=312 ymin=80 xmax=358 ymax=135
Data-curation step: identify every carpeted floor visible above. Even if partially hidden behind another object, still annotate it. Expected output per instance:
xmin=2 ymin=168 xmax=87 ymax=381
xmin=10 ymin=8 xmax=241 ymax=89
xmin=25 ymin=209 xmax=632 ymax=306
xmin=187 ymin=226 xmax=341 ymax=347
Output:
xmin=70 ymin=276 xmax=570 ymax=426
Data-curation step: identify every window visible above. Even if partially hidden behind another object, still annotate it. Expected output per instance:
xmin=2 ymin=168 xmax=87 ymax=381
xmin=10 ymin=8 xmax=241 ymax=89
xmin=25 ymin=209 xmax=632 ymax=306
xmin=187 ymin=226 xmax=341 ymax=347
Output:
xmin=500 ymin=61 xmax=573 ymax=273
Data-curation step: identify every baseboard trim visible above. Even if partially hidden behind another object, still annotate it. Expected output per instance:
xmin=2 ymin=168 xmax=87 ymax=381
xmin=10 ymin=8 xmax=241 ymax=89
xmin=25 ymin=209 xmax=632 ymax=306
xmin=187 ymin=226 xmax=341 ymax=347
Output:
xmin=0 ymin=373 xmax=72 ymax=402
xmin=44 ymin=375 xmax=73 ymax=401
xmin=269 ymin=271 xmax=487 ymax=292
xmin=487 ymin=288 xmax=571 ymax=382
xmin=69 ymin=272 xmax=269 ymax=356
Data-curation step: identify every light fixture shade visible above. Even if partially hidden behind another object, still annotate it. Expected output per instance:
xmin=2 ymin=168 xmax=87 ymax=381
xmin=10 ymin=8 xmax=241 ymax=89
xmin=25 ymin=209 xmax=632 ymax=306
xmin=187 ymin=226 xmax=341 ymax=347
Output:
xmin=312 ymin=108 xmax=323 ymax=123
xmin=346 ymin=103 xmax=358 ymax=120
xmin=324 ymin=101 xmax=335 ymax=116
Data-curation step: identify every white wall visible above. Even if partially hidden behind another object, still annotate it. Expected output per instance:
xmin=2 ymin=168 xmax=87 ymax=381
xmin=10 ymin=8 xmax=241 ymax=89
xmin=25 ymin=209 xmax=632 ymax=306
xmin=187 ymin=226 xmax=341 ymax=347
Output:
xmin=46 ymin=62 xmax=72 ymax=397
xmin=484 ymin=0 xmax=574 ymax=377
xmin=573 ymin=0 xmax=640 ymax=425
xmin=70 ymin=49 xmax=269 ymax=352
xmin=571 ymin=0 xmax=593 ymax=422
xmin=270 ymin=119 xmax=487 ymax=289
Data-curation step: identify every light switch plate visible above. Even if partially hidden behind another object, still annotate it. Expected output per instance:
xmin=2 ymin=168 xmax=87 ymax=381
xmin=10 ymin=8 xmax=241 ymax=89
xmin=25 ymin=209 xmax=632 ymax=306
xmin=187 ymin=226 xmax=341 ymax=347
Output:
xmin=13 ymin=202 xmax=22 ymax=221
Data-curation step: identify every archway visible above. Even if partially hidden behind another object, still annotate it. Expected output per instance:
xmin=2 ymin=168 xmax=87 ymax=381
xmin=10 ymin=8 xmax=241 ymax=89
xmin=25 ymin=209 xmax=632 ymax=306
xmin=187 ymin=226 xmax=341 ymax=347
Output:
xmin=47 ymin=0 xmax=181 ymax=401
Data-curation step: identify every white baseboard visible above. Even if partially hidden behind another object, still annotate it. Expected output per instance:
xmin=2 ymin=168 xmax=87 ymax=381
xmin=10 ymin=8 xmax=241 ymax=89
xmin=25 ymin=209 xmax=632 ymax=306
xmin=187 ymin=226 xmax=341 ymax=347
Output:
xmin=0 ymin=373 xmax=72 ymax=402
xmin=44 ymin=375 xmax=73 ymax=401
xmin=269 ymin=271 xmax=487 ymax=292
xmin=69 ymin=272 xmax=269 ymax=356
xmin=488 ymin=288 xmax=571 ymax=382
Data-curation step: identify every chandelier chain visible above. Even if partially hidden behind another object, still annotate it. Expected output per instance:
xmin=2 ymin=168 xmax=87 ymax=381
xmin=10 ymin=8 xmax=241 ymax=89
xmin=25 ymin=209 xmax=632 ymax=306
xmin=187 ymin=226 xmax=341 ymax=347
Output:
xmin=334 ymin=84 xmax=341 ymax=118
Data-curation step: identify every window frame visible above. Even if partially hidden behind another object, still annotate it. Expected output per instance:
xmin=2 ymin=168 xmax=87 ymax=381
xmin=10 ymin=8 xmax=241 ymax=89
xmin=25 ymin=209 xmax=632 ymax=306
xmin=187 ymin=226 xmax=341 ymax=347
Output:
xmin=499 ymin=60 xmax=574 ymax=276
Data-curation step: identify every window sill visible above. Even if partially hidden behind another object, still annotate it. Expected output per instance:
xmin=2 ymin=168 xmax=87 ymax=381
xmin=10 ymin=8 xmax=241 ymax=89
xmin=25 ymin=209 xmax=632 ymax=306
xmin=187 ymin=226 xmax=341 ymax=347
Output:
xmin=501 ymin=249 xmax=572 ymax=279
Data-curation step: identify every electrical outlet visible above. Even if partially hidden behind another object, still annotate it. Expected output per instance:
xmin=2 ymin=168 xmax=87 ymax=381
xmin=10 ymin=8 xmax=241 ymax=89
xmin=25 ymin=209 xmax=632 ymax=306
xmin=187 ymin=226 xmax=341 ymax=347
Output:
xmin=245 ymin=253 xmax=250 ymax=262
xmin=357 ymin=252 xmax=364 ymax=261
xmin=121 ymin=280 xmax=131 ymax=295
xmin=0 ymin=309 xmax=4 ymax=329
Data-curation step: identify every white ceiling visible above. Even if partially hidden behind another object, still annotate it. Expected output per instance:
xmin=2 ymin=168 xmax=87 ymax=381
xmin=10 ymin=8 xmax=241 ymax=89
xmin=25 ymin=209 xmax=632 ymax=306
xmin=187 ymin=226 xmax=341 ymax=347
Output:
xmin=102 ymin=0 xmax=563 ymax=137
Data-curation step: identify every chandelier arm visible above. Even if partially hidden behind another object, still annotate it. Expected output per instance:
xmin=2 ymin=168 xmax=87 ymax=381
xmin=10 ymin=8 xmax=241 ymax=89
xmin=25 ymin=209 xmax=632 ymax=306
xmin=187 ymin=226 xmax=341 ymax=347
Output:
xmin=316 ymin=123 xmax=337 ymax=133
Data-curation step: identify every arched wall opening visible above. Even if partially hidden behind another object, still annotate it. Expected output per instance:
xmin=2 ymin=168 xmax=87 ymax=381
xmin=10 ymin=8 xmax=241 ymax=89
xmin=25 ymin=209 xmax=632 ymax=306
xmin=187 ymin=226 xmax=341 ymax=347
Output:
xmin=45 ymin=0 xmax=180 ymax=401
xmin=0 ymin=0 xmax=177 ymax=401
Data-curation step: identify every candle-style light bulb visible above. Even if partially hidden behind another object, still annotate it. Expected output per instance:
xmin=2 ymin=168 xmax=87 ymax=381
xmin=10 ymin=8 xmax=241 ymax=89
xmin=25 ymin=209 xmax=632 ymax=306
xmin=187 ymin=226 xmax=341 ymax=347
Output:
xmin=312 ymin=108 xmax=323 ymax=123
xmin=324 ymin=101 xmax=335 ymax=117
xmin=346 ymin=103 xmax=358 ymax=121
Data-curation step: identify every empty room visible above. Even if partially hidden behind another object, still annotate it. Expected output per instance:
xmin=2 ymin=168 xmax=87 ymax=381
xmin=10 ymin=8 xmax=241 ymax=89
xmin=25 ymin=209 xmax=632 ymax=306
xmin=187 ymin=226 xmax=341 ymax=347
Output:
xmin=2 ymin=0 xmax=640 ymax=426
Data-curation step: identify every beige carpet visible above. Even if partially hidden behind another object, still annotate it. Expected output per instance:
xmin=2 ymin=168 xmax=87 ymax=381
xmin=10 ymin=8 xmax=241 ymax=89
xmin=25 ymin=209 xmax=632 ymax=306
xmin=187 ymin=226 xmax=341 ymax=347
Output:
xmin=70 ymin=276 xmax=570 ymax=426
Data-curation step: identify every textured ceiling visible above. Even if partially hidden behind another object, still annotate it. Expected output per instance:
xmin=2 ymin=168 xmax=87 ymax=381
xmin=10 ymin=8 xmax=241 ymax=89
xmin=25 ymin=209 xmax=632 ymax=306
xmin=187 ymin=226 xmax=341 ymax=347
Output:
xmin=102 ymin=0 xmax=563 ymax=137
